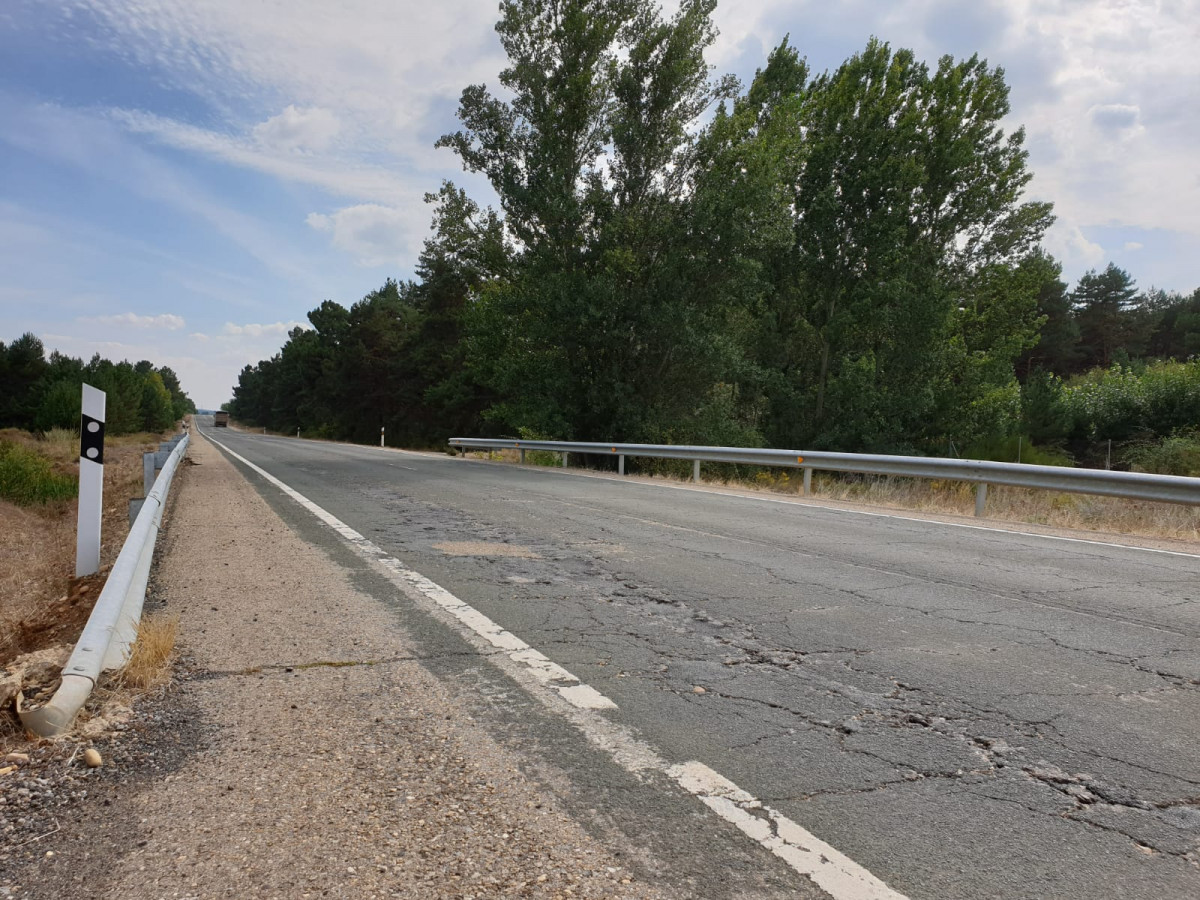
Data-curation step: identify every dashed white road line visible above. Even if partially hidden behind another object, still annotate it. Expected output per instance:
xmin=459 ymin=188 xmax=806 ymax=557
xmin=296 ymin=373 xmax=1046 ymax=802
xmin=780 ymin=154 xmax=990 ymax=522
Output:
xmin=204 ymin=430 xmax=909 ymax=900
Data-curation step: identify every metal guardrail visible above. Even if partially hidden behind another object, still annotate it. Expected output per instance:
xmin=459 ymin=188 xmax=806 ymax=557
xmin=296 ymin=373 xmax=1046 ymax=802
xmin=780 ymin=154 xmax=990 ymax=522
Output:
xmin=448 ymin=438 xmax=1200 ymax=515
xmin=20 ymin=432 xmax=190 ymax=737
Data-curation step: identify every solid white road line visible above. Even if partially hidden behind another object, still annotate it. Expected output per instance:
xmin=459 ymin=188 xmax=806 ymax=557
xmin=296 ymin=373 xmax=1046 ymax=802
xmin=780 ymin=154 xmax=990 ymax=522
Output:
xmin=204 ymin=431 xmax=909 ymax=900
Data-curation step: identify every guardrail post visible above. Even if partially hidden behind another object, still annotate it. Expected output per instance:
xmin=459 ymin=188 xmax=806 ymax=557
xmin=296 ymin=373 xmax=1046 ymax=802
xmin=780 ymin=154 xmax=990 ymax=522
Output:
xmin=618 ymin=454 xmax=625 ymax=476
xmin=803 ymin=468 xmax=813 ymax=495
xmin=975 ymin=483 xmax=988 ymax=517
xmin=143 ymin=451 xmax=156 ymax=495
xmin=520 ymin=448 xmax=526 ymax=465
xmin=561 ymin=451 xmax=568 ymax=468
xmin=693 ymin=460 xmax=701 ymax=483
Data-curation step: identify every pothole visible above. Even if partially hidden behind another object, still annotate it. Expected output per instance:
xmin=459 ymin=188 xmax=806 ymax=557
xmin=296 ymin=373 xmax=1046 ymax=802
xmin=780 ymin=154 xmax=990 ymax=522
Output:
xmin=432 ymin=541 xmax=541 ymax=558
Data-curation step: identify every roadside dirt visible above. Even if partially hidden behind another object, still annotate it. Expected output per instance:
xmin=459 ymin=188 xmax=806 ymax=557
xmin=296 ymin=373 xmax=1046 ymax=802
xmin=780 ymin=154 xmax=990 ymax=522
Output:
xmin=0 ymin=432 xmax=166 ymax=668
xmin=1 ymin=430 xmax=670 ymax=898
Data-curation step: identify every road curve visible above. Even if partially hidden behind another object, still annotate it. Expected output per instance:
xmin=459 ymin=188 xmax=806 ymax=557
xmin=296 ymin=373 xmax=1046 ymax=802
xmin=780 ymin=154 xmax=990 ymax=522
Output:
xmin=202 ymin=424 xmax=1200 ymax=900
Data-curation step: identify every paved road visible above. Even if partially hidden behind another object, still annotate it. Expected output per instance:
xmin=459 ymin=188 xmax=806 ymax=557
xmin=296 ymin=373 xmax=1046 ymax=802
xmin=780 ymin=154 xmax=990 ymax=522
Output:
xmin=201 ymin=424 xmax=1200 ymax=899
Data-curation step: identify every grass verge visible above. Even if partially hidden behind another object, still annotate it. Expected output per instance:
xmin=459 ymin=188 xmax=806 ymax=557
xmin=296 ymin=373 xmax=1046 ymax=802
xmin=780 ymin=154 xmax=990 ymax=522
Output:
xmin=0 ymin=441 xmax=77 ymax=505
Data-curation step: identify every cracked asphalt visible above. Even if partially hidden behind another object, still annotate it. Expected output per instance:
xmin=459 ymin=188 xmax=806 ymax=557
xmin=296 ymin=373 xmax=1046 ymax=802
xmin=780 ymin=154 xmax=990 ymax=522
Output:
xmin=205 ymin=427 xmax=1200 ymax=899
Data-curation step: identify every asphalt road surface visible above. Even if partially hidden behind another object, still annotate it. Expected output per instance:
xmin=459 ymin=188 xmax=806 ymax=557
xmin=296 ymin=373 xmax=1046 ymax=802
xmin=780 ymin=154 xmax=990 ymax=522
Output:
xmin=199 ymin=422 xmax=1200 ymax=899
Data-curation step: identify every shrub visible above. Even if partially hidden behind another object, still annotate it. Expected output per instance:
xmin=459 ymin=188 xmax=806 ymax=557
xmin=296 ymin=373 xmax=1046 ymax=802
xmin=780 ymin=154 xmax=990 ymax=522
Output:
xmin=1124 ymin=431 xmax=1200 ymax=477
xmin=0 ymin=440 xmax=78 ymax=505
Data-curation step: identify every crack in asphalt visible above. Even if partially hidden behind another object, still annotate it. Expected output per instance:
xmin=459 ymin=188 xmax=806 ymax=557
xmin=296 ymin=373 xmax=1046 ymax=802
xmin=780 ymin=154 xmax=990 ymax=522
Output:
xmin=340 ymin=481 xmax=1200 ymax=869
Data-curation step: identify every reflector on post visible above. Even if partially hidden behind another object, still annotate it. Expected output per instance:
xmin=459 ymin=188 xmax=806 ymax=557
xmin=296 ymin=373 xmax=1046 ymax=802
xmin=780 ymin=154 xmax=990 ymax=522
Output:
xmin=76 ymin=384 xmax=106 ymax=577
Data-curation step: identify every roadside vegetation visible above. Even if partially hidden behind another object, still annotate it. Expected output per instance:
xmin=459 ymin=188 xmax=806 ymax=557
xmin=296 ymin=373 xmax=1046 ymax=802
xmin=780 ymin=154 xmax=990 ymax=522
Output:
xmin=0 ymin=336 xmax=196 ymax=671
xmin=223 ymin=0 xmax=1200 ymax=494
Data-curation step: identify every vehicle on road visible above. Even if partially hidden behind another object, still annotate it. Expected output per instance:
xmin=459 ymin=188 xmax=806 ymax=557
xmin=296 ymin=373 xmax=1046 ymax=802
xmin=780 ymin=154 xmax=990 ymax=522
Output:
xmin=214 ymin=411 xmax=229 ymax=427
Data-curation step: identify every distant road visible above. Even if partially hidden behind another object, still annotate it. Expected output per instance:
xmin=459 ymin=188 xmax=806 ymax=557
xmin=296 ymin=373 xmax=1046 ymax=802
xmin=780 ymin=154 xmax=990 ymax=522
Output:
xmin=201 ymin=421 xmax=1200 ymax=899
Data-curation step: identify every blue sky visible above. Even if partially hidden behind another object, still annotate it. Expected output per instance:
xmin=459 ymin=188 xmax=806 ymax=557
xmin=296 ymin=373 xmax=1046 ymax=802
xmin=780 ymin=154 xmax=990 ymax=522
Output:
xmin=2 ymin=0 xmax=1197 ymax=408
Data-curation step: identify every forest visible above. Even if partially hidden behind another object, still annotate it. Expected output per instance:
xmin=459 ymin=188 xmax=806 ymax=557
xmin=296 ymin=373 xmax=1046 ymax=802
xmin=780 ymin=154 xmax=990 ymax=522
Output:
xmin=0 ymin=332 xmax=196 ymax=437
xmin=228 ymin=0 xmax=1200 ymax=475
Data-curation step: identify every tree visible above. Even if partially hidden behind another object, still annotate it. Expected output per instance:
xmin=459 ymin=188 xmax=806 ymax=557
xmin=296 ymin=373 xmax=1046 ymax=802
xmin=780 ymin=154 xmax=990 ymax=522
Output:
xmin=1147 ymin=288 xmax=1200 ymax=361
xmin=139 ymin=371 xmax=175 ymax=432
xmin=0 ymin=333 xmax=49 ymax=428
xmin=1073 ymin=264 xmax=1148 ymax=369
xmin=714 ymin=38 xmax=1053 ymax=451
xmin=446 ymin=0 xmax=744 ymax=442
xmin=1017 ymin=260 xmax=1080 ymax=377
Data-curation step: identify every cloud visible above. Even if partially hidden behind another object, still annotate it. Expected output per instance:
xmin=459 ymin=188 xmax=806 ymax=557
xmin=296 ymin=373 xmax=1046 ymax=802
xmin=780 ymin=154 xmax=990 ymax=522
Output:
xmin=1043 ymin=223 xmax=1106 ymax=272
xmin=0 ymin=98 xmax=327 ymax=287
xmin=112 ymin=109 xmax=414 ymax=204
xmin=306 ymin=204 xmax=417 ymax=266
xmin=1089 ymin=104 xmax=1140 ymax=136
xmin=1124 ymin=241 xmax=1144 ymax=252
xmin=83 ymin=312 xmax=186 ymax=330
xmin=221 ymin=321 xmax=309 ymax=338
xmin=253 ymin=105 xmax=340 ymax=153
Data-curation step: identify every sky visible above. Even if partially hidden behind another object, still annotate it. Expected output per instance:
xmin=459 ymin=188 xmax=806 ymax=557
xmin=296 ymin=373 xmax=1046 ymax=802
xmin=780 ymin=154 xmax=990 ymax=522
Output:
xmin=1 ymin=0 xmax=1197 ymax=409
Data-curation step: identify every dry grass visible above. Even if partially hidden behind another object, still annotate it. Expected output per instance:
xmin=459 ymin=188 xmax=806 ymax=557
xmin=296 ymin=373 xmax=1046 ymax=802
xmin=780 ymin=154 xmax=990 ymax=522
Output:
xmin=116 ymin=612 xmax=180 ymax=692
xmin=746 ymin=470 xmax=1200 ymax=543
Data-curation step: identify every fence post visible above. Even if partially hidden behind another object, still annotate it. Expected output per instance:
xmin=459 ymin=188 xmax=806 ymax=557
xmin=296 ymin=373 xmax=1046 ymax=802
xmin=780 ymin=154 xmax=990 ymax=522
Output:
xmin=618 ymin=454 xmax=625 ymax=476
xmin=803 ymin=468 xmax=813 ymax=496
xmin=75 ymin=384 xmax=106 ymax=577
xmin=975 ymin=482 xmax=988 ymax=517
xmin=693 ymin=459 xmax=701 ymax=483
xmin=561 ymin=451 xmax=568 ymax=468
xmin=519 ymin=448 xmax=526 ymax=465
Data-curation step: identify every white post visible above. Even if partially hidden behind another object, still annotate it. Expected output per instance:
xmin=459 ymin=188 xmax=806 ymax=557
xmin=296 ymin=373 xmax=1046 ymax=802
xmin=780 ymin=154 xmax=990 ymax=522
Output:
xmin=76 ymin=384 xmax=106 ymax=577
xmin=380 ymin=426 xmax=385 ymax=448
xmin=693 ymin=459 xmax=701 ymax=483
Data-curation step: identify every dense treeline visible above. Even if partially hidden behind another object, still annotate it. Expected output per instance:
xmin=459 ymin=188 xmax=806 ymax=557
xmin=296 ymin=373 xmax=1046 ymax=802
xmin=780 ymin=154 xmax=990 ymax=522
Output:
xmin=229 ymin=0 xmax=1200 ymax=472
xmin=0 ymin=332 xmax=195 ymax=436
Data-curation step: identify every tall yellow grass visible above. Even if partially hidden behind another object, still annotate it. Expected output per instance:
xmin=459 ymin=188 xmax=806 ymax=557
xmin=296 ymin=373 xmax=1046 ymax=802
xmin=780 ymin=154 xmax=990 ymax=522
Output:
xmin=118 ymin=612 xmax=179 ymax=691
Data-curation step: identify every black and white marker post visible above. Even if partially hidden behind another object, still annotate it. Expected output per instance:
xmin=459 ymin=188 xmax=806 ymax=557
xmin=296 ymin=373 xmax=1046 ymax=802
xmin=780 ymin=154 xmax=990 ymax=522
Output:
xmin=76 ymin=384 xmax=106 ymax=577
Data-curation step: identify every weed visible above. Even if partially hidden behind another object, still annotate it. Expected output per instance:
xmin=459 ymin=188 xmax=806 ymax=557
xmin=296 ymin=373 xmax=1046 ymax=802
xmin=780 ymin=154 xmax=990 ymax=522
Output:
xmin=0 ymin=441 xmax=77 ymax=506
xmin=118 ymin=612 xmax=179 ymax=691
xmin=37 ymin=428 xmax=80 ymax=464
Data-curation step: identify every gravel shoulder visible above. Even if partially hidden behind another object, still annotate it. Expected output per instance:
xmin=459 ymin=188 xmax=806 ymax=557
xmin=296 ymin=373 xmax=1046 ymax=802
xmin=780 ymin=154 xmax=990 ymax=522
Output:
xmin=2 ymin=432 xmax=672 ymax=899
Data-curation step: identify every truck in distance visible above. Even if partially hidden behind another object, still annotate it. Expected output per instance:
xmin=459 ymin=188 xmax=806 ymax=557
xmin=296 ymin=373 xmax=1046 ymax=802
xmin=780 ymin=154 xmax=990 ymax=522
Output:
xmin=214 ymin=411 xmax=229 ymax=427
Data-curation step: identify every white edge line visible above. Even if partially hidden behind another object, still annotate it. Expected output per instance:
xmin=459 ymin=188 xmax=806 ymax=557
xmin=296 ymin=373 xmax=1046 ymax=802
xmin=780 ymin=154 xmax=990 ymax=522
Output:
xmin=204 ymin=432 xmax=610 ymax=711
xmin=202 ymin=429 xmax=909 ymax=900
xmin=669 ymin=762 xmax=907 ymax=900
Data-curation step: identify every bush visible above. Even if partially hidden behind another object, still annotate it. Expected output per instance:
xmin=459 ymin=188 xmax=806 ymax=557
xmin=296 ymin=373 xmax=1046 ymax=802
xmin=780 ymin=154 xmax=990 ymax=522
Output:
xmin=0 ymin=440 xmax=78 ymax=505
xmin=1124 ymin=431 xmax=1200 ymax=477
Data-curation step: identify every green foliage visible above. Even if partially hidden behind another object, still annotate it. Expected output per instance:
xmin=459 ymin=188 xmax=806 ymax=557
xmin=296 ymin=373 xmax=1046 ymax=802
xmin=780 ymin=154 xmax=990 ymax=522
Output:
xmin=224 ymin=4 xmax=1199 ymax=468
xmin=963 ymin=434 xmax=1072 ymax=467
xmin=1124 ymin=431 xmax=1200 ymax=477
xmin=140 ymin=371 xmax=176 ymax=432
xmin=0 ymin=441 xmax=78 ymax=505
xmin=0 ymin=334 xmax=195 ymax=436
xmin=33 ymin=378 xmax=83 ymax=431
